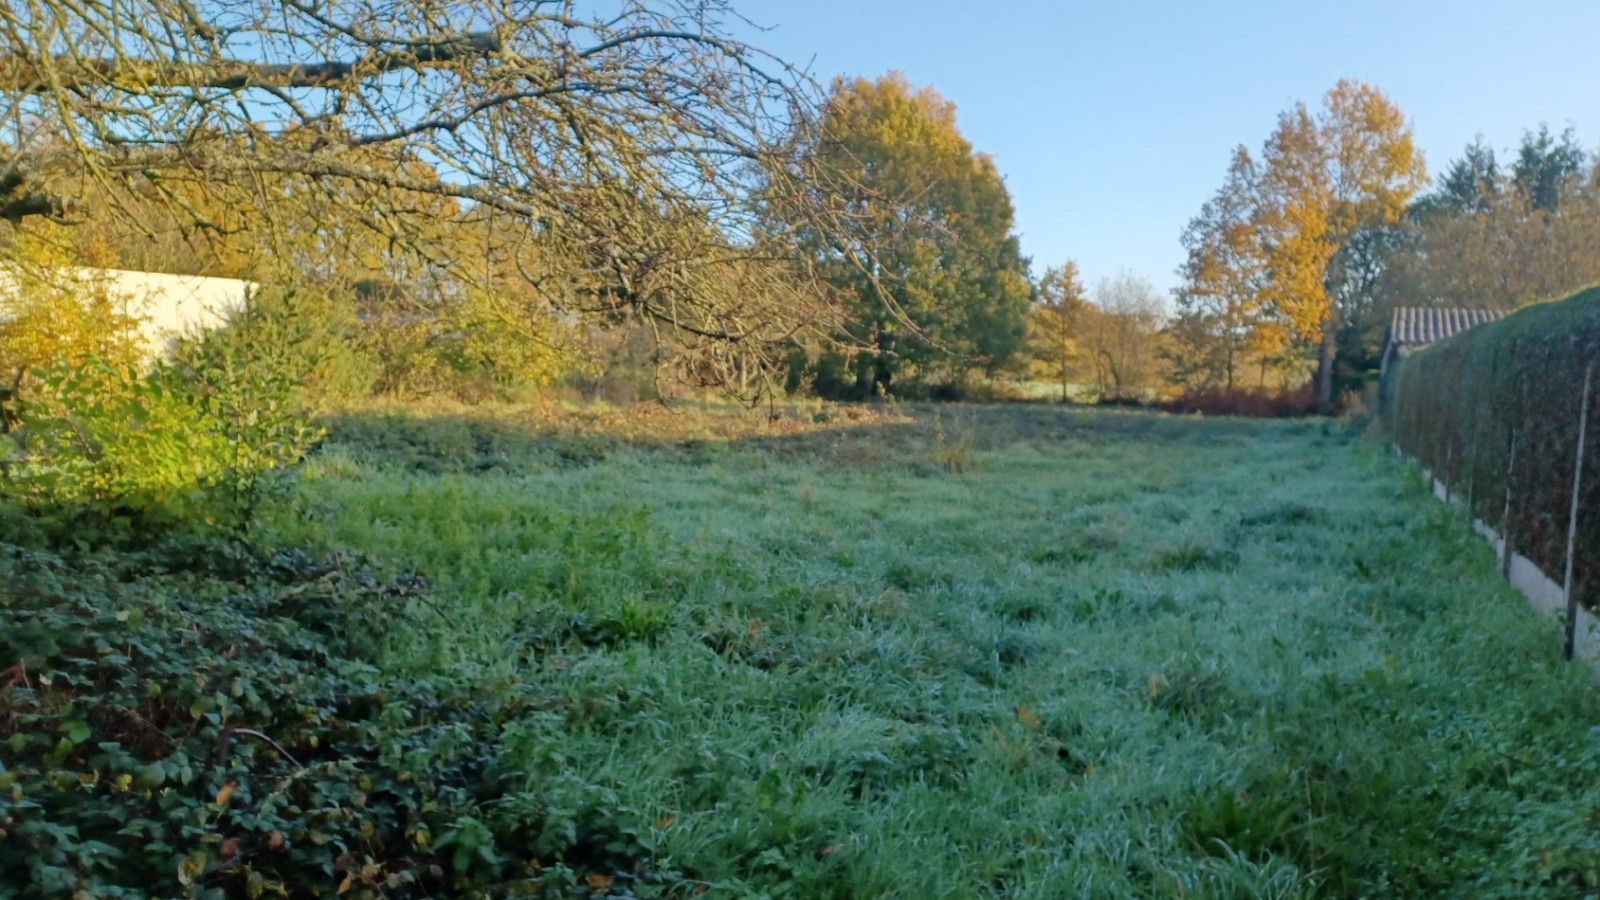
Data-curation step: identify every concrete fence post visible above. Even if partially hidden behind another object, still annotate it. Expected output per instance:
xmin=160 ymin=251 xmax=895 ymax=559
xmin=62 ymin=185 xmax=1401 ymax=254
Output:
xmin=1564 ymin=364 xmax=1593 ymax=661
xmin=1500 ymin=428 xmax=1517 ymax=581
xmin=1465 ymin=421 xmax=1480 ymax=519
xmin=1443 ymin=445 xmax=1453 ymax=503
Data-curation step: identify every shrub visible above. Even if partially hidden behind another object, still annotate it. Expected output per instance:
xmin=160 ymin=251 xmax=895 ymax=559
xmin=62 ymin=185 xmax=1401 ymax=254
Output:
xmin=1384 ymin=286 xmax=1600 ymax=606
xmin=7 ymin=360 xmax=232 ymax=525
xmin=200 ymin=289 xmax=378 ymax=407
xmin=0 ymin=249 xmax=149 ymax=390
xmin=5 ymin=290 xmax=323 ymax=534
xmin=166 ymin=292 xmax=328 ymax=527
xmin=1161 ymin=386 xmax=1319 ymax=418
xmin=352 ymin=279 xmax=576 ymax=402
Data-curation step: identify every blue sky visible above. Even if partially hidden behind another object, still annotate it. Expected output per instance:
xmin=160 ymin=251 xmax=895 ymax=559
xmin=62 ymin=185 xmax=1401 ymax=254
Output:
xmin=729 ymin=0 xmax=1600 ymax=299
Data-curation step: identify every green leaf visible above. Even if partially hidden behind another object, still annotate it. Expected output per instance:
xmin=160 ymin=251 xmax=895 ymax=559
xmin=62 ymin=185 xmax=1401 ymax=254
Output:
xmin=61 ymin=720 xmax=91 ymax=744
xmin=134 ymin=763 xmax=166 ymax=790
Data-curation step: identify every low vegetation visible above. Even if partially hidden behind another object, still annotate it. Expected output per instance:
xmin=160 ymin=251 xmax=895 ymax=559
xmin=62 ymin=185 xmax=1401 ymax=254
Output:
xmin=8 ymin=404 xmax=1600 ymax=898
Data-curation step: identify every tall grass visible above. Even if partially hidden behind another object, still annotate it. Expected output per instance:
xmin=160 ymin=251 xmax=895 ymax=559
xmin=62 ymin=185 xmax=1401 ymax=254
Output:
xmin=259 ymin=403 xmax=1600 ymax=898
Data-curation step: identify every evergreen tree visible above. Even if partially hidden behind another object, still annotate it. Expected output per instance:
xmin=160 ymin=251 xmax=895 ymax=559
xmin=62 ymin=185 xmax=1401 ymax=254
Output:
xmin=1512 ymin=124 xmax=1587 ymax=211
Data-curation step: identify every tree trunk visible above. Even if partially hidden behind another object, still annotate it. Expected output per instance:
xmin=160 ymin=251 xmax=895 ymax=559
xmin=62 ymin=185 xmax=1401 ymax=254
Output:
xmin=1315 ymin=320 xmax=1338 ymax=412
xmin=1105 ymin=354 xmax=1122 ymax=401
xmin=1061 ymin=330 xmax=1071 ymax=403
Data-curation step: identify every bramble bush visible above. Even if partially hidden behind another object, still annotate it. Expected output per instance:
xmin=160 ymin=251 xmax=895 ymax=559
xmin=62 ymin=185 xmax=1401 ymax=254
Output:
xmin=0 ymin=538 xmax=669 ymax=899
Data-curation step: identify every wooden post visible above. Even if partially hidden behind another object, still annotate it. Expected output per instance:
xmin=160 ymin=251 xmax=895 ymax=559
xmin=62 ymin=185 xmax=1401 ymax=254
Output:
xmin=1563 ymin=364 xmax=1593 ymax=661
xmin=1500 ymin=428 xmax=1517 ymax=582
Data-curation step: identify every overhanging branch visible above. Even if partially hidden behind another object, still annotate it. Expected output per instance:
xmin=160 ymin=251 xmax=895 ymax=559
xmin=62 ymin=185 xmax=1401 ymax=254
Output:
xmin=0 ymin=31 xmax=502 ymax=92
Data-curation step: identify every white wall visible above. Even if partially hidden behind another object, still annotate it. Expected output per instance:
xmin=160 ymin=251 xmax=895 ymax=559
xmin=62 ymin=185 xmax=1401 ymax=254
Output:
xmin=0 ymin=266 xmax=255 ymax=362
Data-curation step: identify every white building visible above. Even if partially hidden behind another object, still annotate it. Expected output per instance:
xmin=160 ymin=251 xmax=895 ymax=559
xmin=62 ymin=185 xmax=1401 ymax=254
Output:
xmin=0 ymin=266 xmax=256 ymax=362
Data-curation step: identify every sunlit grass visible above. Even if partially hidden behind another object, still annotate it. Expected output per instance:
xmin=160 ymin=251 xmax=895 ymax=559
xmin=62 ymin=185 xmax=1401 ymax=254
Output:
xmin=272 ymin=404 xmax=1600 ymax=898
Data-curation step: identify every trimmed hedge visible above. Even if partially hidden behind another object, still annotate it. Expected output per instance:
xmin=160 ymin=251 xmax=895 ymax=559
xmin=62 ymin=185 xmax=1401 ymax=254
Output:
xmin=1385 ymin=286 xmax=1600 ymax=606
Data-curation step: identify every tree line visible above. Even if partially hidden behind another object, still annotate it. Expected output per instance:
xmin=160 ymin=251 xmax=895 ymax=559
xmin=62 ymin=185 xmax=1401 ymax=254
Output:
xmin=1165 ymin=82 xmax=1600 ymax=408
xmin=0 ymin=1 xmax=1044 ymax=404
xmin=3 ymin=3 xmax=1594 ymax=410
xmin=0 ymin=0 xmax=1190 ymax=407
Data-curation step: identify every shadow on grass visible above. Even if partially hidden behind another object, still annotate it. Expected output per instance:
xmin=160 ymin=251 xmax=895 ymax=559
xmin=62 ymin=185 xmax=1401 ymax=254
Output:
xmin=315 ymin=401 xmax=1336 ymax=475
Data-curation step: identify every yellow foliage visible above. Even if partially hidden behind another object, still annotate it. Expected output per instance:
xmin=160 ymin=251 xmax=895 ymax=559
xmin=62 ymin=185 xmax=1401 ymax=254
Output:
xmin=0 ymin=239 xmax=147 ymax=387
xmin=1025 ymin=262 xmax=1086 ymax=399
xmin=1257 ymin=80 xmax=1427 ymax=342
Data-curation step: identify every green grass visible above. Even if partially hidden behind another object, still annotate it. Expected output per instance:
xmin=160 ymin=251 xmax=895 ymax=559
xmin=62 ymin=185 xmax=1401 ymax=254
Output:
xmin=248 ymin=403 xmax=1600 ymax=897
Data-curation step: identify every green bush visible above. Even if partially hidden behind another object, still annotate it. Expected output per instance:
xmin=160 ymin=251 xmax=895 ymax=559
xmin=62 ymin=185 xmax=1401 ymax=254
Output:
xmin=206 ymin=289 xmax=378 ymax=408
xmin=166 ymin=292 xmax=328 ymax=527
xmin=5 ymin=290 xmax=324 ymax=534
xmin=1384 ymin=286 xmax=1600 ymax=603
xmin=7 ymin=361 xmax=233 ymax=524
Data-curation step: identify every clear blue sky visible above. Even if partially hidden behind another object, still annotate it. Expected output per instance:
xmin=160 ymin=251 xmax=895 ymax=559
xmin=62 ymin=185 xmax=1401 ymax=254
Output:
xmin=730 ymin=0 xmax=1600 ymax=300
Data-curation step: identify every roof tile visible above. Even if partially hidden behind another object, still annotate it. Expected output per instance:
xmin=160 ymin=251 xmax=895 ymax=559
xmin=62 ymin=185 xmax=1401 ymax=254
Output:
xmin=1389 ymin=307 xmax=1505 ymax=345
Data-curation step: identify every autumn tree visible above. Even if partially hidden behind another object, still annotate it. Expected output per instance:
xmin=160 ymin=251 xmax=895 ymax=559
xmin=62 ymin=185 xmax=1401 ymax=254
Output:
xmin=1080 ymin=271 xmax=1165 ymax=400
xmin=1371 ymin=129 xmax=1600 ymax=325
xmin=1254 ymin=80 xmax=1427 ymax=408
xmin=1168 ymin=146 xmax=1284 ymax=390
xmin=1026 ymin=262 xmax=1086 ymax=401
xmin=0 ymin=0 xmax=855 ymax=390
xmin=785 ymin=73 xmax=1032 ymax=397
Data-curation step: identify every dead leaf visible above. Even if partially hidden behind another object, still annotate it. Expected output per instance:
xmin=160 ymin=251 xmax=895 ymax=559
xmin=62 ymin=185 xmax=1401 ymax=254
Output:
xmin=1014 ymin=706 xmax=1042 ymax=730
xmin=1148 ymin=673 xmax=1166 ymax=698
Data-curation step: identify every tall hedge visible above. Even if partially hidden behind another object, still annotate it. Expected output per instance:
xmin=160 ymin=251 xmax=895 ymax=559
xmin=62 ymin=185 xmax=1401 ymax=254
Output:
xmin=1386 ymin=286 xmax=1600 ymax=606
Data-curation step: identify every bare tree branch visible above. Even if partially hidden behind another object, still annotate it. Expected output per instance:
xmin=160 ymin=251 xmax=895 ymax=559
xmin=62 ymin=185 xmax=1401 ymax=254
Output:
xmin=0 ymin=0 xmax=875 ymax=391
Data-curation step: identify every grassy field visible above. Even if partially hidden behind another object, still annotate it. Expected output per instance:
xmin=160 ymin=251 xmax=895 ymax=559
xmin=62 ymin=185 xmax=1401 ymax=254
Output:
xmin=245 ymin=402 xmax=1600 ymax=898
